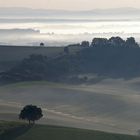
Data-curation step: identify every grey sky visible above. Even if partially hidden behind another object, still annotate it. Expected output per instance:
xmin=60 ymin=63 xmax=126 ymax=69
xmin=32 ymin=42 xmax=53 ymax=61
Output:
xmin=0 ymin=0 xmax=140 ymax=10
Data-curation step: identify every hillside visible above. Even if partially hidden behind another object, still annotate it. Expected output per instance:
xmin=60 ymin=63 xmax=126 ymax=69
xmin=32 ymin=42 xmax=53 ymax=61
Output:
xmin=15 ymin=125 xmax=140 ymax=140
xmin=2 ymin=46 xmax=140 ymax=83
xmin=0 ymin=121 xmax=139 ymax=140
xmin=0 ymin=45 xmax=82 ymax=72
xmin=1 ymin=81 xmax=140 ymax=135
xmin=0 ymin=37 xmax=140 ymax=83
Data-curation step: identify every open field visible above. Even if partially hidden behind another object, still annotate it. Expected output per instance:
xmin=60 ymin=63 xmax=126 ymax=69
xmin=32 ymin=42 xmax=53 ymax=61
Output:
xmin=0 ymin=121 xmax=139 ymax=140
xmin=14 ymin=124 xmax=140 ymax=140
xmin=0 ymin=79 xmax=140 ymax=135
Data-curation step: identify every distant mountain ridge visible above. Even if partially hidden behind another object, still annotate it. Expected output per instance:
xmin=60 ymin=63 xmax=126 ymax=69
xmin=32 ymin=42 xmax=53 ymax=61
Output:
xmin=0 ymin=7 xmax=140 ymax=19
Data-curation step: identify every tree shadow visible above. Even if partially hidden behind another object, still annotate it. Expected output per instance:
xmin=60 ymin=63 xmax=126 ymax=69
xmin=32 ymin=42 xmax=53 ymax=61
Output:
xmin=0 ymin=124 xmax=32 ymax=140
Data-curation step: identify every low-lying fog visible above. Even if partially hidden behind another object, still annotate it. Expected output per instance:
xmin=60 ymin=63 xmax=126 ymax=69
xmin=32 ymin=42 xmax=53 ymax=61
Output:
xmin=1 ymin=20 xmax=140 ymax=46
xmin=1 ymin=8 xmax=140 ymax=45
xmin=0 ymin=78 xmax=140 ymax=135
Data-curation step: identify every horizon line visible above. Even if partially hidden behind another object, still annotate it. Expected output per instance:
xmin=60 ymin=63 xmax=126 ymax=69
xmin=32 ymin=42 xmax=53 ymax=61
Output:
xmin=0 ymin=6 xmax=140 ymax=12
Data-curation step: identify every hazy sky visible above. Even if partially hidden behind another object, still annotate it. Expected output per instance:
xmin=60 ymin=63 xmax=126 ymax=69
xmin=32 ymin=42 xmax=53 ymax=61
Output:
xmin=0 ymin=0 xmax=140 ymax=10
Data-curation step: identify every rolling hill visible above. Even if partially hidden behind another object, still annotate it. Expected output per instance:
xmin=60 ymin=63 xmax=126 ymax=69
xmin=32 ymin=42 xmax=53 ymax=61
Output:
xmin=0 ymin=81 xmax=140 ymax=135
xmin=0 ymin=121 xmax=139 ymax=140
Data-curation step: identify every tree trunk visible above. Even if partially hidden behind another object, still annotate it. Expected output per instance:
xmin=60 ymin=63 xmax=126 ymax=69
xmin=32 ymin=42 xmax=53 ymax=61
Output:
xmin=29 ymin=120 xmax=31 ymax=125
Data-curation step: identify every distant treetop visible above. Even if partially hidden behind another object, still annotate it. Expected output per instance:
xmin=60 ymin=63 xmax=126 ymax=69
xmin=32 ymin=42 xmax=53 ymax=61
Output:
xmin=77 ymin=36 xmax=139 ymax=48
xmin=65 ymin=36 xmax=139 ymax=48
xmin=40 ymin=42 xmax=45 ymax=46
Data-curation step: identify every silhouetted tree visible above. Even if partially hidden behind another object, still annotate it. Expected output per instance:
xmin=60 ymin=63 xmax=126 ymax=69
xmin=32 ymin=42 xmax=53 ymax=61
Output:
xmin=81 ymin=41 xmax=90 ymax=47
xmin=64 ymin=47 xmax=69 ymax=54
xmin=40 ymin=42 xmax=44 ymax=46
xmin=91 ymin=38 xmax=108 ymax=47
xmin=91 ymin=37 xmax=139 ymax=48
xmin=109 ymin=37 xmax=125 ymax=47
xmin=19 ymin=105 xmax=43 ymax=124
xmin=125 ymin=37 xmax=139 ymax=48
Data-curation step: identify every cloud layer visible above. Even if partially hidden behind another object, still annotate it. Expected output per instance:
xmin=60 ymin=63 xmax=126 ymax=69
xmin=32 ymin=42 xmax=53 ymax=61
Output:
xmin=0 ymin=0 xmax=140 ymax=10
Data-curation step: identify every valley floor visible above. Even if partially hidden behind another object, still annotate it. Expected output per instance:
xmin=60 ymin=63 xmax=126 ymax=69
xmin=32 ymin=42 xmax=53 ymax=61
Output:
xmin=0 ymin=79 xmax=140 ymax=135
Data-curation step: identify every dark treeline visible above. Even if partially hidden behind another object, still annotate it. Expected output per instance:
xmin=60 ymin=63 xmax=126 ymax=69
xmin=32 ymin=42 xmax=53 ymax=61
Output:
xmin=1 ymin=36 xmax=140 ymax=84
xmin=80 ymin=36 xmax=139 ymax=48
xmin=0 ymin=54 xmax=73 ymax=82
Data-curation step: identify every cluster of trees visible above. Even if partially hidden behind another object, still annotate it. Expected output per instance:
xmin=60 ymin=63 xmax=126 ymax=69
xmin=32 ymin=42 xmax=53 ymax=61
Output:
xmin=1 ymin=36 xmax=140 ymax=84
xmin=91 ymin=37 xmax=139 ymax=48
xmin=0 ymin=54 xmax=77 ymax=82
xmin=80 ymin=37 xmax=139 ymax=48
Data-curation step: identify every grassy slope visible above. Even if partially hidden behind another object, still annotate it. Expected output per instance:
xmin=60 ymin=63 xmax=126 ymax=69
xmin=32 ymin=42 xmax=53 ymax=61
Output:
xmin=0 ymin=45 xmax=82 ymax=72
xmin=1 ymin=81 xmax=140 ymax=135
xmin=17 ymin=126 xmax=139 ymax=140
xmin=0 ymin=122 xmax=138 ymax=140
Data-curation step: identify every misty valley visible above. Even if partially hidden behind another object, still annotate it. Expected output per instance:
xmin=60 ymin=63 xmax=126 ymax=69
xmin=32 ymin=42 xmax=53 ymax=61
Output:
xmin=0 ymin=5 xmax=140 ymax=140
xmin=0 ymin=36 xmax=140 ymax=137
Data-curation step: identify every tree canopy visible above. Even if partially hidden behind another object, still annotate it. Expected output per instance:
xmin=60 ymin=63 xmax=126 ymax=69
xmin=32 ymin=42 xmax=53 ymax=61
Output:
xmin=91 ymin=36 xmax=139 ymax=48
xmin=19 ymin=105 xmax=43 ymax=124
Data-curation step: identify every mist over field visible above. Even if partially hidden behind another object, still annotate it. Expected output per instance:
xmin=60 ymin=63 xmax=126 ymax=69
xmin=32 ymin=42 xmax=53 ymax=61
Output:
xmin=1 ymin=6 xmax=140 ymax=138
xmin=1 ymin=7 xmax=140 ymax=45
xmin=0 ymin=44 xmax=140 ymax=135
xmin=0 ymin=79 xmax=140 ymax=135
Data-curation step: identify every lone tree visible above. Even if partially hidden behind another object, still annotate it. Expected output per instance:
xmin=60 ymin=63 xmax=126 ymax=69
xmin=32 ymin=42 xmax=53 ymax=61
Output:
xmin=19 ymin=105 xmax=43 ymax=124
xmin=40 ymin=42 xmax=44 ymax=46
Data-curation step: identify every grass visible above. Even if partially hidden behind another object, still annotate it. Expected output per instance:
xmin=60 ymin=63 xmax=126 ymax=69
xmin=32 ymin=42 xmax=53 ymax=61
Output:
xmin=15 ymin=125 xmax=140 ymax=140
xmin=0 ymin=121 xmax=139 ymax=140
xmin=0 ymin=121 xmax=31 ymax=140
